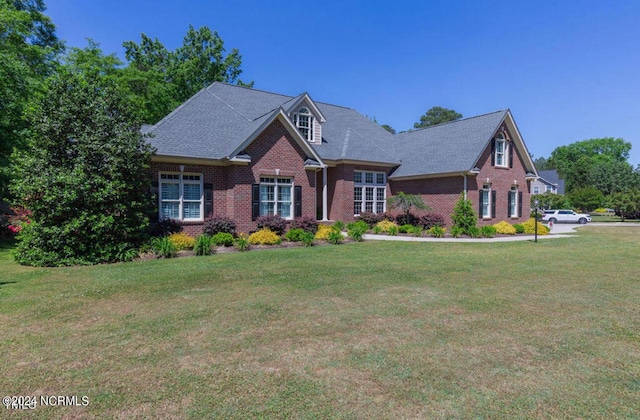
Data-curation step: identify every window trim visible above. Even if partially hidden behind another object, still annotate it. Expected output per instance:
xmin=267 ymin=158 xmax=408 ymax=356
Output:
xmin=508 ymin=187 xmax=518 ymax=218
xmin=354 ymin=170 xmax=386 ymax=216
xmin=293 ymin=107 xmax=314 ymax=142
xmin=259 ymin=176 xmax=294 ymax=220
xmin=159 ymin=172 xmax=204 ymax=222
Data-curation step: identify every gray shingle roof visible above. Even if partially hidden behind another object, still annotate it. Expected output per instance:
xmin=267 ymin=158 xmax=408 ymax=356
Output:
xmin=147 ymin=82 xmax=399 ymax=164
xmin=390 ymin=110 xmax=508 ymax=178
xmin=146 ymin=83 xmax=514 ymax=177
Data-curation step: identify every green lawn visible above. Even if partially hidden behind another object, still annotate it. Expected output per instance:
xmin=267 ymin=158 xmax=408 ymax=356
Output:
xmin=1 ymin=227 xmax=639 ymax=418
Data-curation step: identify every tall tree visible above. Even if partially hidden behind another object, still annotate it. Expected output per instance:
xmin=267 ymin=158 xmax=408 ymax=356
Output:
xmin=548 ymin=137 xmax=633 ymax=193
xmin=10 ymin=70 xmax=154 ymax=266
xmin=0 ymin=0 xmax=63 ymax=196
xmin=122 ymin=25 xmax=252 ymax=124
xmin=414 ymin=106 xmax=462 ymax=129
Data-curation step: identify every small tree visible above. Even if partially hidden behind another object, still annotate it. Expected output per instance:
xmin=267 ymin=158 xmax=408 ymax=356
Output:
xmin=10 ymin=70 xmax=155 ymax=266
xmin=567 ymin=187 xmax=604 ymax=212
xmin=451 ymin=193 xmax=477 ymax=234
xmin=387 ymin=192 xmax=431 ymax=220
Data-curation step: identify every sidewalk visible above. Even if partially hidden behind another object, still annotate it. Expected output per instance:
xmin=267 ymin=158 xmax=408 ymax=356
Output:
xmin=362 ymin=223 xmax=584 ymax=243
xmin=361 ymin=222 xmax=640 ymax=243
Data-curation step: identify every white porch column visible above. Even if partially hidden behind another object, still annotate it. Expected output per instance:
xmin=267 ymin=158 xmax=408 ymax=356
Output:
xmin=322 ymin=166 xmax=328 ymax=221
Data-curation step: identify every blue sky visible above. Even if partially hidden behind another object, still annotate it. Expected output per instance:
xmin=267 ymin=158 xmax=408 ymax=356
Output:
xmin=46 ymin=0 xmax=640 ymax=166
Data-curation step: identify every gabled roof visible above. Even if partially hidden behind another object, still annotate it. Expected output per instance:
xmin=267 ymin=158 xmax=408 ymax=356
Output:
xmin=537 ymin=170 xmax=565 ymax=194
xmin=390 ymin=111 xmax=508 ymax=178
xmin=146 ymin=83 xmax=535 ymax=178
xmin=146 ymin=82 xmax=399 ymax=166
xmin=390 ymin=110 xmax=537 ymax=179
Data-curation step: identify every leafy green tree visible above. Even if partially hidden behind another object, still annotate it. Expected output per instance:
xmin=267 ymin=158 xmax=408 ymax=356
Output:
xmin=548 ymin=137 xmax=632 ymax=192
xmin=122 ymin=25 xmax=252 ymax=123
xmin=10 ymin=70 xmax=155 ymax=266
xmin=531 ymin=192 xmax=571 ymax=210
xmin=381 ymin=124 xmax=396 ymax=134
xmin=587 ymin=160 xmax=638 ymax=195
xmin=451 ymin=193 xmax=477 ymax=234
xmin=533 ymin=156 xmax=551 ymax=171
xmin=608 ymin=191 xmax=640 ymax=221
xmin=387 ymin=192 xmax=431 ymax=217
xmin=414 ymin=106 xmax=462 ymax=129
xmin=567 ymin=187 xmax=604 ymax=212
xmin=0 ymin=0 xmax=63 ymax=196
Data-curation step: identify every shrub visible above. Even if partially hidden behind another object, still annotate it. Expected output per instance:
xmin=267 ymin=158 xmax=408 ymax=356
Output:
xmin=493 ymin=221 xmax=516 ymax=235
xmin=481 ymin=225 xmax=497 ymax=238
xmin=374 ymin=219 xmax=399 ymax=233
xmin=314 ymin=224 xmax=332 ymax=240
xmin=194 ymin=235 xmax=214 ymax=256
xmin=429 ymin=226 xmax=445 ymax=238
xmin=451 ymin=193 xmax=477 ymax=234
xmin=513 ymin=224 xmax=525 ymax=234
xmin=203 ymin=216 xmax=236 ymax=236
xmin=356 ymin=211 xmax=384 ymax=227
xmin=408 ymin=225 xmax=423 ymax=237
xmin=256 ymin=214 xmax=287 ymax=235
xmin=234 ymin=233 xmax=250 ymax=251
xmin=10 ymin=72 xmax=154 ymax=266
xmin=249 ymin=228 xmax=282 ymax=245
xmin=0 ymin=215 xmax=10 ymax=236
xmin=150 ymin=219 xmax=183 ymax=237
xmin=420 ymin=213 xmax=446 ymax=229
xmin=211 ymin=232 xmax=235 ymax=247
xmin=450 ymin=226 xmax=464 ymax=238
xmin=388 ymin=225 xmax=399 ymax=236
xmin=301 ymin=231 xmax=315 ymax=247
xmin=332 ymin=220 xmax=345 ymax=231
xmin=328 ymin=228 xmax=343 ymax=244
xmin=285 ymin=228 xmax=306 ymax=242
xmin=152 ymin=236 xmax=177 ymax=258
xmin=467 ymin=226 xmax=482 ymax=238
xmin=395 ymin=212 xmax=420 ymax=226
xmin=168 ymin=232 xmax=196 ymax=250
xmin=521 ymin=218 xmax=549 ymax=235
xmin=290 ymin=216 xmax=318 ymax=234
xmin=399 ymin=224 xmax=413 ymax=233
xmin=347 ymin=220 xmax=368 ymax=242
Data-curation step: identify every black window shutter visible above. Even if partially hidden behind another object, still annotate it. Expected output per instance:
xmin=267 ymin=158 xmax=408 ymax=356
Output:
xmin=151 ymin=181 xmax=158 ymax=195
xmin=252 ymin=184 xmax=260 ymax=221
xmin=518 ymin=191 xmax=523 ymax=217
xmin=509 ymin=142 xmax=514 ymax=168
xmin=204 ymin=183 xmax=213 ymax=218
xmin=507 ymin=191 xmax=512 ymax=217
xmin=478 ymin=190 xmax=484 ymax=217
xmin=294 ymin=186 xmax=302 ymax=218
xmin=491 ymin=139 xmax=495 ymax=166
xmin=491 ymin=190 xmax=497 ymax=218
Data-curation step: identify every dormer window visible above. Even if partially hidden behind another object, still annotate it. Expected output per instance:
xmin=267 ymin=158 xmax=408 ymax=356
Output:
xmin=293 ymin=107 xmax=314 ymax=142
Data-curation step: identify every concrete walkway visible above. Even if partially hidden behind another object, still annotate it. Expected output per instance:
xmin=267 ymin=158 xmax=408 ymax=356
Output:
xmin=361 ymin=222 xmax=640 ymax=243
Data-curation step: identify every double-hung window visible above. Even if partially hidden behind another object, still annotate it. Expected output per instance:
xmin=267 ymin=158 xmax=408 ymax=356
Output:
xmin=509 ymin=187 xmax=518 ymax=218
xmin=260 ymin=177 xmax=293 ymax=219
xmin=354 ymin=171 xmax=386 ymax=215
xmin=479 ymin=183 xmax=495 ymax=219
xmin=159 ymin=173 xmax=203 ymax=221
xmin=293 ymin=107 xmax=314 ymax=142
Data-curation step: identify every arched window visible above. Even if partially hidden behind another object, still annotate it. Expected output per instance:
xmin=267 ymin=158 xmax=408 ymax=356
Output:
xmin=293 ymin=107 xmax=314 ymax=142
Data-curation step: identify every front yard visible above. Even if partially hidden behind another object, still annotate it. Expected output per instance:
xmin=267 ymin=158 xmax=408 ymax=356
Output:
xmin=1 ymin=226 xmax=638 ymax=418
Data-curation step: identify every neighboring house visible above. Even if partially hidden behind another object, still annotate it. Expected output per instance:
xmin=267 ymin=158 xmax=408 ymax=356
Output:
xmin=531 ymin=170 xmax=565 ymax=195
xmin=146 ymin=82 xmax=538 ymax=234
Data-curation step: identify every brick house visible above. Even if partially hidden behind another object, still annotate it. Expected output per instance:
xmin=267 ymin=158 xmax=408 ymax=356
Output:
xmin=146 ymin=83 xmax=538 ymax=234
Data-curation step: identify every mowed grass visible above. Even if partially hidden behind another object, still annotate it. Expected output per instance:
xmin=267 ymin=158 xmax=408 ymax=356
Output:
xmin=1 ymin=227 xmax=639 ymax=419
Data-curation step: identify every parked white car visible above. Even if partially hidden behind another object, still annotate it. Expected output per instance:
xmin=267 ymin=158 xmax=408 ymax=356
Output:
xmin=542 ymin=209 xmax=591 ymax=224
